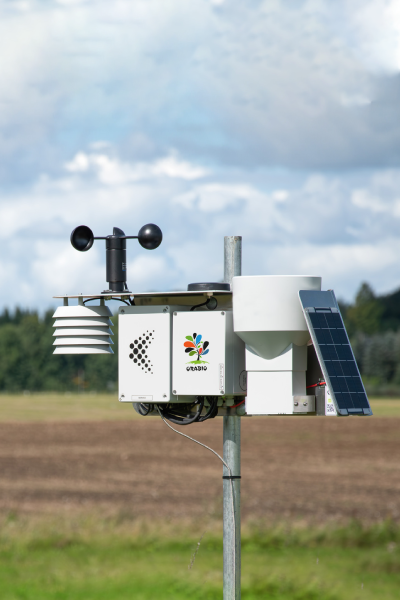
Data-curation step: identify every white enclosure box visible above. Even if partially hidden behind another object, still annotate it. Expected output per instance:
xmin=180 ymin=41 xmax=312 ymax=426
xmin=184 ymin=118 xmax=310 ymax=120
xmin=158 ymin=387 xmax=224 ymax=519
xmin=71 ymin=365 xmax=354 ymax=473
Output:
xmin=245 ymin=344 xmax=307 ymax=414
xmin=172 ymin=311 xmax=245 ymax=397
xmin=118 ymin=306 xmax=174 ymax=403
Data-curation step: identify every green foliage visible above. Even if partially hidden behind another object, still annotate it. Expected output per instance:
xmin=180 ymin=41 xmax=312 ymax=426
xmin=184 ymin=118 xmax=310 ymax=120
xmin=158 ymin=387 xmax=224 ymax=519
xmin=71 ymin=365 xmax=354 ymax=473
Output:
xmin=0 ymin=307 xmax=118 ymax=392
xmin=0 ymin=516 xmax=400 ymax=599
xmin=345 ymin=282 xmax=384 ymax=336
xmin=340 ymin=282 xmax=400 ymax=393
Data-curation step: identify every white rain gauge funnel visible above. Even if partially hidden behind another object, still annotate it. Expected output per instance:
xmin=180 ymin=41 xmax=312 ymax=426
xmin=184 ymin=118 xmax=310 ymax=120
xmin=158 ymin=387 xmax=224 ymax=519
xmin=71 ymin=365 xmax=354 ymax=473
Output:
xmin=53 ymin=300 xmax=114 ymax=354
xmin=233 ymin=275 xmax=322 ymax=415
xmin=232 ymin=275 xmax=321 ymax=359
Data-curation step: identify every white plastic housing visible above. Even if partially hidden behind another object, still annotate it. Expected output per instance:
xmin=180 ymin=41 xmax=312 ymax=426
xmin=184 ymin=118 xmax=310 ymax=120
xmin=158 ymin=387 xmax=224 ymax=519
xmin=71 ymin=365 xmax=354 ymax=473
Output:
xmin=53 ymin=327 xmax=113 ymax=337
xmin=247 ymin=371 xmax=306 ymax=415
xmin=118 ymin=305 xmax=174 ymax=403
xmin=245 ymin=344 xmax=307 ymax=415
xmin=53 ymin=317 xmax=113 ymax=328
xmin=172 ymin=311 xmax=245 ymax=397
xmin=232 ymin=275 xmax=321 ymax=360
xmin=52 ymin=305 xmax=114 ymax=354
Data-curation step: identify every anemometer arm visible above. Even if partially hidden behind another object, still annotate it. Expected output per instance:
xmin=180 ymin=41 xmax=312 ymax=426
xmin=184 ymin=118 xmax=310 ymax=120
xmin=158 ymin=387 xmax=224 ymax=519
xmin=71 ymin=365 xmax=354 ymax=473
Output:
xmin=70 ymin=223 xmax=162 ymax=293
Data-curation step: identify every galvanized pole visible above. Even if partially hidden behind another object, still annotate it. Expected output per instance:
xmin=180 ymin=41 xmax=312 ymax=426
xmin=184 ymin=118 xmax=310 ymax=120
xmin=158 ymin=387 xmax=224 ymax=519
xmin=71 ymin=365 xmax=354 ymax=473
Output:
xmin=223 ymin=236 xmax=242 ymax=600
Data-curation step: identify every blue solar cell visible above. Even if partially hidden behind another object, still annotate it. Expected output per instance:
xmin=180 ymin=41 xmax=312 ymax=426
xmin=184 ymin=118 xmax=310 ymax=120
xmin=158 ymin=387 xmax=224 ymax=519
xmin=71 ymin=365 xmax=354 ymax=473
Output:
xmin=320 ymin=345 xmax=338 ymax=361
xmin=330 ymin=377 xmax=349 ymax=393
xmin=330 ymin=329 xmax=348 ymax=344
xmin=309 ymin=313 xmax=326 ymax=329
xmin=325 ymin=313 xmax=343 ymax=328
xmin=315 ymin=329 xmax=334 ymax=345
xmin=340 ymin=361 xmax=358 ymax=376
xmin=324 ymin=361 xmax=334 ymax=376
xmin=335 ymin=393 xmax=347 ymax=409
xmin=341 ymin=392 xmax=353 ymax=405
xmin=346 ymin=378 xmax=364 ymax=393
xmin=325 ymin=361 xmax=344 ymax=376
xmin=334 ymin=345 xmax=353 ymax=360
xmin=350 ymin=393 xmax=363 ymax=408
xmin=357 ymin=393 xmax=369 ymax=408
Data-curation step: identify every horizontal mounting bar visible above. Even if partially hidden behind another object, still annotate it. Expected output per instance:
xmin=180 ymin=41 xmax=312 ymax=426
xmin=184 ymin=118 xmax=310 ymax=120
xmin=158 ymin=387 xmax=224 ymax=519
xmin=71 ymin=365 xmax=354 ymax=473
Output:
xmin=54 ymin=290 xmax=232 ymax=299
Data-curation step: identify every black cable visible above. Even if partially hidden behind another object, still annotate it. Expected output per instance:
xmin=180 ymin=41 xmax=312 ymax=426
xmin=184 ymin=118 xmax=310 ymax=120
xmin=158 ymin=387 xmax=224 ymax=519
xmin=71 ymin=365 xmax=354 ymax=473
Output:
xmin=136 ymin=403 xmax=153 ymax=415
xmin=160 ymin=406 xmax=202 ymax=425
xmin=190 ymin=300 xmax=209 ymax=311
xmin=158 ymin=399 xmax=204 ymax=425
xmin=157 ymin=397 xmax=218 ymax=426
xmin=198 ymin=397 xmax=218 ymax=422
xmin=190 ymin=297 xmax=218 ymax=311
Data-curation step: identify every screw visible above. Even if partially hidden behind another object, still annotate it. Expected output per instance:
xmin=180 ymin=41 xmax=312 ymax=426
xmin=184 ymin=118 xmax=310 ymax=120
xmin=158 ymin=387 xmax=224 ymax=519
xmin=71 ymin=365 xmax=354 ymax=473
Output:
xmin=294 ymin=401 xmax=299 ymax=406
xmin=303 ymin=401 xmax=308 ymax=406
xmin=221 ymin=312 xmax=225 ymax=315
xmin=173 ymin=312 xmax=177 ymax=316
xmin=121 ymin=309 xmax=125 ymax=313
xmin=173 ymin=390 xmax=177 ymax=394
xmin=220 ymin=390 xmax=224 ymax=394
xmin=163 ymin=394 xmax=167 ymax=398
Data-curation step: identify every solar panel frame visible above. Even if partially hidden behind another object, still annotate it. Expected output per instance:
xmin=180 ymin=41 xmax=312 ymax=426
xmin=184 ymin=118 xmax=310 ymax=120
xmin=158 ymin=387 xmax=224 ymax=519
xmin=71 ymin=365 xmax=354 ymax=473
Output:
xmin=299 ymin=290 xmax=372 ymax=417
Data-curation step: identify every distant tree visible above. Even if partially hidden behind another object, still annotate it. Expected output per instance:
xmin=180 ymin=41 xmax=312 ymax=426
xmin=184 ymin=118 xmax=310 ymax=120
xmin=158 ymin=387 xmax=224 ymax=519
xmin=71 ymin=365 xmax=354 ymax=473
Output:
xmin=345 ymin=283 xmax=383 ymax=336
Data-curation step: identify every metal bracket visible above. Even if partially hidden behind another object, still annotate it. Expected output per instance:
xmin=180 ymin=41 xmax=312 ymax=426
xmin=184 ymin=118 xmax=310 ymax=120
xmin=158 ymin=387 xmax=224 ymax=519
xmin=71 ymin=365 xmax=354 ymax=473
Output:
xmin=293 ymin=395 xmax=315 ymax=413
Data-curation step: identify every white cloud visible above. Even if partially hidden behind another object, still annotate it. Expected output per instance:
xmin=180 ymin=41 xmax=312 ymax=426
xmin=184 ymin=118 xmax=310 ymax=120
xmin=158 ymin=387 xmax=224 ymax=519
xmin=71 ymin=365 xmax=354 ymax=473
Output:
xmin=65 ymin=152 xmax=90 ymax=173
xmin=173 ymin=183 xmax=264 ymax=213
xmin=352 ymin=190 xmax=386 ymax=213
xmin=271 ymin=190 xmax=289 ymax=203
xmin=65 ymin=150 xmax=207 ymax=185
xmin=151 ymin=154 xmax=208 ymax=180
xmin=351 ymin=170 xmax=400 ymax=218
xmin=0 ymin=149 xmax=400 ymax=309
xmin=343 ymin=0 xmax=400 ymax=72
xmin=0 ymin=0 xmax=400 ymax=182
xmin=339 ymin=93 xmax=371 ymax=108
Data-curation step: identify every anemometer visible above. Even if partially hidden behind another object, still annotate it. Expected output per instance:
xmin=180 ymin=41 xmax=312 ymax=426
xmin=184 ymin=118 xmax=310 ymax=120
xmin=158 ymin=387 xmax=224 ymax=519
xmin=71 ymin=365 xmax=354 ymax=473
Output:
xmin=70 ymin=223 xmax=162 ymax=292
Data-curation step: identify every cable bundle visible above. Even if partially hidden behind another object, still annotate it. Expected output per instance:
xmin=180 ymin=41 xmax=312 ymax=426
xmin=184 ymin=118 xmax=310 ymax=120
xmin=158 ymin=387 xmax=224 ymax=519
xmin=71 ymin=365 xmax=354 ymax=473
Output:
xmin=156 ymin=397 xmax=219 ymax=425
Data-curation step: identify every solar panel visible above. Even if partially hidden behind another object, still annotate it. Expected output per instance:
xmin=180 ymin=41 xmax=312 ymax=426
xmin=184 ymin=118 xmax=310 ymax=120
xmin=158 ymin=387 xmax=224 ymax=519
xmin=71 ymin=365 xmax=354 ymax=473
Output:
xmin=299 ymin=290 xmax=372 ymax=417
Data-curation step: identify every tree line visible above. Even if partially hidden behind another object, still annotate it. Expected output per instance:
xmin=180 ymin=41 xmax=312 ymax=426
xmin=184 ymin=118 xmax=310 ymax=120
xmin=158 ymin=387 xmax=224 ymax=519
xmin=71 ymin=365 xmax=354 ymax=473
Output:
xmin=339 ymin=283 xmax=400 ymax=394
xmin=0 ymin=282 xmax=398 ymax=393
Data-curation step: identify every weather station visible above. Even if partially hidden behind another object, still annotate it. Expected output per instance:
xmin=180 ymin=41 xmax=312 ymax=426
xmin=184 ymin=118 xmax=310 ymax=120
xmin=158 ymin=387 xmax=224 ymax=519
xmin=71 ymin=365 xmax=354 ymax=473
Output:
xmin=52 ymin=227 xmax=372 ymax=600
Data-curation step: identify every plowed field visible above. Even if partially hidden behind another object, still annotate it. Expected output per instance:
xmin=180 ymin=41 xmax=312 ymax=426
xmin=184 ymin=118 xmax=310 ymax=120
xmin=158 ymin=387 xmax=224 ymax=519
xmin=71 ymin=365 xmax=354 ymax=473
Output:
xmin=0 ymin=416 xmax=398 ymax=523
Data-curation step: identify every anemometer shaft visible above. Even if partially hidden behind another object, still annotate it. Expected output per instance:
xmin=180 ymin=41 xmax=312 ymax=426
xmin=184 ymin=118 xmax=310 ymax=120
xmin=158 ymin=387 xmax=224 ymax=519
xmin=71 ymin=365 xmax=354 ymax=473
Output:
xmin=106 ymin=234 xmax=127 ymax=292
xmin=223 ymin=236 xmax=242 ymax=600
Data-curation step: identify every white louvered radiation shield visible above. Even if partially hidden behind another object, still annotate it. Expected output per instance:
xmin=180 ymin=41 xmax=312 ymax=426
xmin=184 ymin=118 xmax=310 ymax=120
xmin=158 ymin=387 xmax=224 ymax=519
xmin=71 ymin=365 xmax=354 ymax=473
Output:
xmin=53 ymin=304 xmax=114 ymax=354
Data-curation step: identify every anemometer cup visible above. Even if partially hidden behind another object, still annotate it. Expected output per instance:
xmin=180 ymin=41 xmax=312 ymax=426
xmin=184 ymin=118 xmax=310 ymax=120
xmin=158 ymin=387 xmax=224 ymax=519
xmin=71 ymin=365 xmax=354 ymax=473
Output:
xmin=70 ymin=225 xmax=94 ymax=252
xmin=138 ymin=224 xmax=163 ymax=250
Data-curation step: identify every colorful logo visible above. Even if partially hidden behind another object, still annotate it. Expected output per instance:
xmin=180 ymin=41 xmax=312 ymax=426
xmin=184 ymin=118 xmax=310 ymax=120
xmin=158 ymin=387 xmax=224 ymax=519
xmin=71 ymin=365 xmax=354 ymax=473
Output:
xmin=184 ymin=333 xmax=209 ymax=364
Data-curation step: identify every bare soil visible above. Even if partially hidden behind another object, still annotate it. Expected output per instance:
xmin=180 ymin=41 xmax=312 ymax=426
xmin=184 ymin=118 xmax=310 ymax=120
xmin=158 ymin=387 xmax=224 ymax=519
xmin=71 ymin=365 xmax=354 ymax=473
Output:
xmin=0 ymin=417 xmax=399 ymax=523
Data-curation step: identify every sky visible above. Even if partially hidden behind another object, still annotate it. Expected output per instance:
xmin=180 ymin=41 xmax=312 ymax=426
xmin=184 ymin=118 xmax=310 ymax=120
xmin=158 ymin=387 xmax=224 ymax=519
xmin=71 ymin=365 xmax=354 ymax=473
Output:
xmin=1 ymin=0 xmax=400 ymax=311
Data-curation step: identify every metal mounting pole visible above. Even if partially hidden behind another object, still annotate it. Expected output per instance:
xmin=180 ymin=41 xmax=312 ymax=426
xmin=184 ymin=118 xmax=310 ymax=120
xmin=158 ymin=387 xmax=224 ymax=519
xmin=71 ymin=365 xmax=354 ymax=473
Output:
xmin=223 ymin=236 xmax=242 ymax=600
